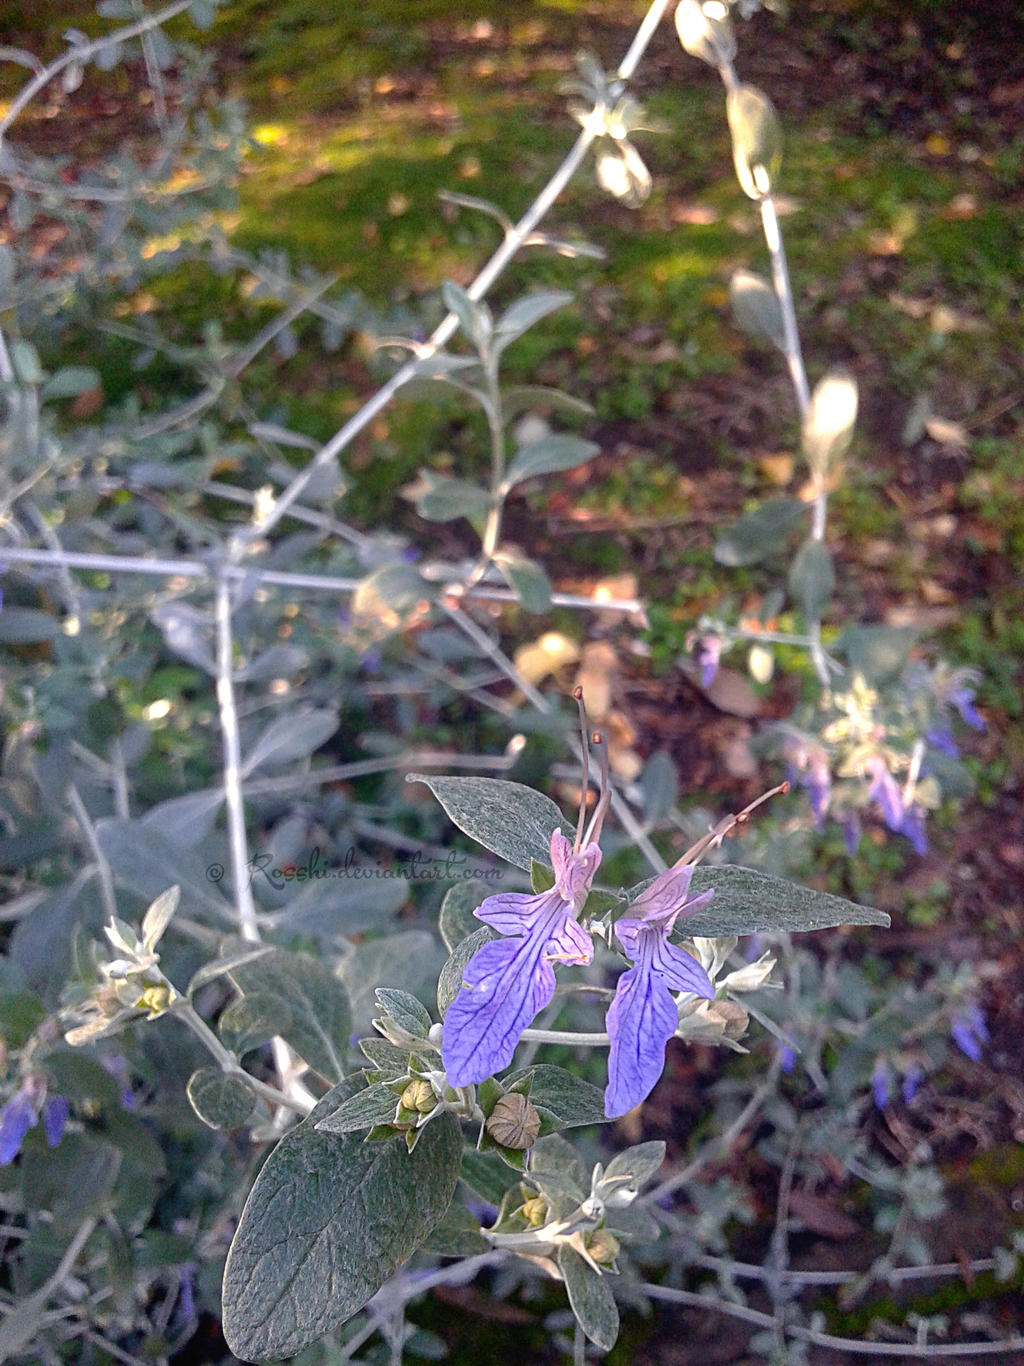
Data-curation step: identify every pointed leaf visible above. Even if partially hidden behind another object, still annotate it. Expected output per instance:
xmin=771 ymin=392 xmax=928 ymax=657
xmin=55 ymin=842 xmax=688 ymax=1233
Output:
xmin=229 ymin=949 xmax=351 ymax=1083
xmin=834 ymin=625 xmax=918 ymax=688
xmin=788 ymin=538 xmax=834 ymax=625
xmin=677 ymin=865 xmax=889 ymax=936
xmin=315 ymin=1081 xmax=401 ymax=1135
xmin=441 ymin=279 xmax=492 ymax=350
xmin=494 ymin=291 xmax=572 ymax=351
xmin=405 ymin=470 xmax=493 ymax=523
xmin=222 ymin=1082 xmax=461 ymax=1361
xmin=714 ymin=498 xmax=806 ymax=567
xmin=140 ymin=788 xmax=224 ymax=847
xmin=95 ymin=819 xmax=234 ymax=924
xmin=242 ymin=708 xmax=338 ymax=775
xmin=407 ymin=774 xmax=572 ymax=870
xmin=141 ymin=885 xmax=179 ymax=949
xmin=187 ymin=1068 xmax=257 ymax=1130
xmin=503 ymin=434 xmax=600 ymax=490
xmin=557 ymin=1245 xmax=619 ymax=1351
xmin=492 ymin=550 xmax=551 ymax=613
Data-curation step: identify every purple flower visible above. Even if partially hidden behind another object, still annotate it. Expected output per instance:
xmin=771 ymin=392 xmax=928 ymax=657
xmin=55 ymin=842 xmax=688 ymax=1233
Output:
xmin=951 ymin=1002 xmax=988 ymax=1062
xmin=865 ymin=757 xmax=903 ymax=833
xmin=41 ymin=1095 xmax=69 ymax=1148
xmin=951 ymin=687 xmax=985 ymax=732
xmin=901 ymin=1064 xmax=924 ymax=1104
xmin=900 ymin=803 xmax=929 ymax=856
xmin=0 ymin=1086 xmax=38 ymax=1165
xmin=926 ymin=727 xmax=959 ymax=759
xmin=696 ymin=635 xmax=722 ymax=689
xmin=779 ymin=1044 xmax=797 ymax=1073
xmin=783 ymin=734 xmax=831 ymax=827
xmin=871 ymin=1060 xmax=892 ymax=1110
xmin=441 ymin=830 xmax=599 ymax=1087
xmin=841 ymin=811 xmax=861 ymax=854
xmin=605 ymin=864 xmax=716 ymax=1118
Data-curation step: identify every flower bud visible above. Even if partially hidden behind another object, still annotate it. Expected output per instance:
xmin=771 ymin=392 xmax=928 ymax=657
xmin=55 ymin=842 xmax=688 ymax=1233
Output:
xmin=400 ymin=1079 xmax=437 ymax=1115
xmin=485 ymin=1093 xmax=541 ymax=1150
xmin=521 ymin=1196 xmax=548 ymax=1227
xmin=585 ymin=1229 xmax=621 ymax=1267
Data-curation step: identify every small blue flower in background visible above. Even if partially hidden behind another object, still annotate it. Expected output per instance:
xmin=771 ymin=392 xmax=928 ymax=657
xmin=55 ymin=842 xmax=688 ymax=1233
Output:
xmin=951 ymin=1002 xmax=989 ymax=1062
xmin=0 ymin=1076 xmax=67 ymax=1164
xmin=901 ymin=1063 xmax=924 ymax=1104
xmin=871 ymin=1060 xmax=893 ymax=1110
xmin=441 ymin=829 xmax=600 ymax=1088
xmin=101 ymin=1053 xmax=136 ymax=1109
xmin=926 ymin=727 xmax=959 ymax=759
xmin=950 ymin=686 xmax=985 ymax=732
xmin=42 ymin=1095 xmax=69 ymax=1148
xmin=865 ymin=757 xmax=928 ymax=854
xmin=605 ymin=863 xmax=715 ymax=1118
xmin=0 ymin=1085 xmax=38 ymax=1165
xmin=695 ymin=633 xmax=723 ymax=689
xmin=779 ymin=1043 xmax=797 ymax=1073
xmin=783 ymin=732 xmax=831 ymax=827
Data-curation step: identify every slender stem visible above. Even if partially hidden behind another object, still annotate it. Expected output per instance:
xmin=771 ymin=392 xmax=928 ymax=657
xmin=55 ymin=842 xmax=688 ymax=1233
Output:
xmin=67 ymin=784 xmax=118 ymax=923
xmin=246 ymin=0 xmax=673 ymax=546
xmin=643 ymin=1064 xmax=777 ymax=1206
xmin=519 ymin=1027 xmax=609 ymax=1046
xmin=0 ymin=545 xmax=642 ymax=616
xmin=759 ymin=195 xmax=810 ymax=420
xmin=172 ymin=999 xmax=310 ymax=1114
xmin=0 ymin=0 xmax=193 ymax=142
xmin=213 ymin=573 xmax=260 ymax=944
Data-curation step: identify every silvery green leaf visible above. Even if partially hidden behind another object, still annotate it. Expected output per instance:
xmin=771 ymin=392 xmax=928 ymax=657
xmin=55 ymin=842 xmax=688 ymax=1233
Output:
xmin=675 ymin=0 xmax=736 ymax=67
xmin=341 ymin=931 xmax=442 ymax=1035
xmin=639 ymin=750 xmax=678 ymax=823
xmin=222 ymin=1081 xmax=460 ymax=1361
xmin=503 ymin=1065 xmax=607 ymax=1128
xmin=375 ymin=987 xmax=433 ymax=1039
xmin=492 ymin=550 xmax=552 ymax=613
xmin=10 ymin=341 xmax=43 ymax=385
xmin=437 ymin=926 xmax=497 ymax=1018
xmin=187 ymin=942 xmax=273 ymax=996
xmin=729 ymin=269 xmax=785 ymax=349
xmin=802 ymin=369 xmax=858 ymax=474
xmin=352 ymin=561 xmax=426 ymax=620
xmin=241 ymin=708 xmax=338 ymax=775
xmin=503 ymin=385 xmax=595 ymax=419
xmin=270 ymin=876 xmax=409 ymax=941
xmin=421 ymin=1203 xmax=491 ymax=1257
xmin=0 ymin=243 xmax=14 ymax=295
xmin=140 ymin=788 xmax=224 ymax=847
xmin=557 ymin=1245 xmax=619 ymax=1352
xmin=93 ymin=40 xmax=121 ymax=71
xmin=0 ymin=608 xmax=59 ymax=643
xmin=95 ymin=819 xmax=234 ymax=924
xmin=727 ymin=85 xmax=783 ymax=199
xmin=315 ymin=1081 xmax=401 ymax=1135
xmin=151 ymin=601 xmax=215 ymax=674
xmin=439 ymin=880 xmax=485 ymax=951
xmin=834 ymin=625 xmax=918 ymax=688
xmin=141 ymin=885 xmax=179 ymax=950
xmin=408 ymin=350 xmax=480 ymax=378
xmin=502 ymin=434 xmax=600 ymax=490
xmin=229 ymin=949 xmax=352 ymax=1083
xmin=234 ymin=643 xmax=308 ymax=682
xmin=714 ymin=498 xmax=805 ymax=566
xmin=441 ymin=279 xmax=492 ymax=350
xmin=493 ymin=291 xmax=572 ymax=351
xmin=405 ymin=470 xmax=493 ymax=523
xmin=186 ymin=1068 xmax=257 ymax=1130
xmin=678 ymin=865 xmax=890 ymax=936
xmin=40 ymin=366 xmax=100 ymax=400
xmin=788 ymin=538 xmax=834 ymax=625
xmin=407 ymin=774 xmax=573 ymax=870
xmin=603 ymin=1140 xmax=665 ymax=1190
